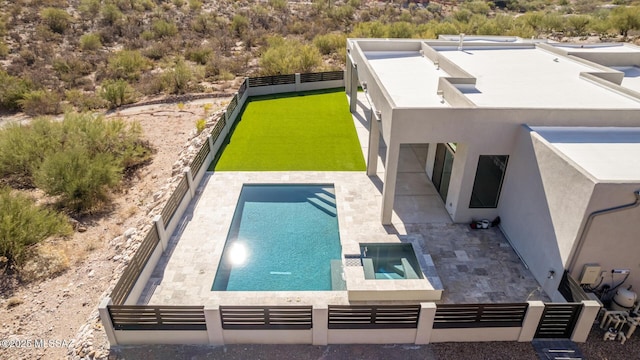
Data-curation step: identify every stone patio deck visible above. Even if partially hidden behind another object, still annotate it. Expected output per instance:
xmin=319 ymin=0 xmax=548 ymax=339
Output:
xmin=138 ymin=92 xmax=548 ymax=306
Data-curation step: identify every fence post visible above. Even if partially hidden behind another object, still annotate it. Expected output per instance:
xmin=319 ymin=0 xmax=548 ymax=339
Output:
xmin=571 ymin=300 xmax=601 ymax=342
xmin=184 ymin=167 xmax=195 ymax=198
xmin=518 ymin=301 xmax=545 ymax=342
xmin=99 ymin=297 xmax=118 ymax=346
xmin=312 ymin=305 xmax=328 ymax=346
xmin=295 ymin=73 xmax=301 ymax=92
xmin=154 ymin=215 xmax=168 ymax=251
xmin=207 ymin=134 xmax=214 ymax=153
xmin=204 ymin=305 xmax=224 ymax=345
xmin=415 ymin=302 xmax=436 ymax=344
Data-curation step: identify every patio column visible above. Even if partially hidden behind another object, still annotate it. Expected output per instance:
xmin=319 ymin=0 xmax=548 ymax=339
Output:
xmin=349 ymin=63 xmax=358 ymax=113
xmin=381 ymin=140 xmax=400 ymax=225
xmin=366 ymin=109 xmax=379 ymax=176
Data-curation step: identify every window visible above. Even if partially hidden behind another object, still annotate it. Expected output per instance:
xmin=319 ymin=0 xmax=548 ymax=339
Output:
xmin=469 ymin=155 xmax=508 ymax=208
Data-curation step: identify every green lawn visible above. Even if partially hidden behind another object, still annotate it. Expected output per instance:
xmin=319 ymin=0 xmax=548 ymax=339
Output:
xmin=213 ymin=89 xmax=366 ymax=171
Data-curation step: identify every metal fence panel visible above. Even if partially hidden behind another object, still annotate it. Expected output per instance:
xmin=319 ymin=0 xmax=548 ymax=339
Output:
xmin=109 ymin=305 xmax=206 ymax=330
xmin=160 ymin=175 xmax=189 ymax=228
xmin=434 ymin=303 xmax=529 ymax=329
xmin=328 ymin=305 xmax=420 ymax=329
xmin=220 ymin=306 xmax=313 ymax=330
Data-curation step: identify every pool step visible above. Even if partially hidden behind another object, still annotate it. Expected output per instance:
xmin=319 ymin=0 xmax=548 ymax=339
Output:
xmin=331 ymin=260 xmax=346 ymax=290
xmin=307 ymin=197 xmax=337 ymax=217
xmin=313 ymin=191 xmax=336 ymax=206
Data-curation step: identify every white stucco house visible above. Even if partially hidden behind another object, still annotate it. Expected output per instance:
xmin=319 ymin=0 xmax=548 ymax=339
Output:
xmin=346 ymin=36 xmax=640 ymax=302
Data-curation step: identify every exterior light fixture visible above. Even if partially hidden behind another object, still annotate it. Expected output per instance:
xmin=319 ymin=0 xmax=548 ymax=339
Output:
xmin=548 ymin=270 xmax=556 ymax=280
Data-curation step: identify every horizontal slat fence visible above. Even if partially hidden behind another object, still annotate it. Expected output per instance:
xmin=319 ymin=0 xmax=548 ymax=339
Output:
xmin=190 ymin=141 xmax=210 ymax=176
xmin=109 ymin=305 xmax=206 ymax=330
xmin=226 ymin=93 xmax=239 ymax=117
xmin=220 ymin=306 xmax=313 ymax=330
xmin=237 ymin=79 xmax=247 ymax=98
xmin=328 ymin=305 xmax=420 ymax=329
xmin=535 ymin=303 xmax=582 ymax=338
xmin=110 ymin=226 xmax=160 ymax=305
xmin=300 ymin=71 xmax=344 ymax=83
xmin=248 ymin=74 xmax=296 ymax=87
xmin=434 ymin=303 xmax=528 ymax=329
xmin=161 ymin=175 xmax=189 ymax=228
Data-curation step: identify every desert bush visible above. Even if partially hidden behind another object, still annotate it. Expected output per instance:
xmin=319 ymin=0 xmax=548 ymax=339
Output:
xmin=18 ymin=90 xmax=62 ymax=116
xmin=152 ymin=19 xmax=178 ymax=38
xmin=80 ymin=33 xmax=102 ymax=51
xmin=195 ymin=118 xmax=206 ymax=134
xmin=388 ymin=21 xmax=415 ymax=38
xmin=231 ymin=14 xmax=249 ymax=36
xmin=79 ymin=0 xmax=101 ymax=23
xmin=101 ymin=3 xmax=124 ymax=26
xmin=610 ymin=6 xmax=640 ymax=37
xmin=189 ymin=0 xmax=203 ymax=11
xmin=260 ymin=36 xmax=322 ymax=75
xmin=0 ymin=187 xmax=71 ymax=267
xmin=186 ymin=46 xmax=213 ymax=65
xmin=65 ymin=89 xmax=106 ymax=111
xmin=40 ymin=7 xmax=71 ymax=34
xmin=0 ymin=40 xmax=8 ymax=59
xmin=0 ymin=70 xmax=31 ymax=111
xmin=313 ymin=33 xmax=346 ymax=55
xmin=100 ymin=79 xmax=136 ymax=108
xmin=34 ymin=147 xmax=122 ymax=213
xmin=107 ymin=50 xmax=150 ymax=80
xmin=162 ymin=58 xmax=193 ymax=94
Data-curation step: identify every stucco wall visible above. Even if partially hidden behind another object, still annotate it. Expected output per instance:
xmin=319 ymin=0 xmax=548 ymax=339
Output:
xmin=499 ymin=126 xmax=596 ymax=300
xmin=571 ymin=183 xmax=640 ymax=293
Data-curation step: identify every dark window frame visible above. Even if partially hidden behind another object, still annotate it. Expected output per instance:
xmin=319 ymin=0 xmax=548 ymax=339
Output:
xmin=469 ymin=155 xmax=509 ymax=209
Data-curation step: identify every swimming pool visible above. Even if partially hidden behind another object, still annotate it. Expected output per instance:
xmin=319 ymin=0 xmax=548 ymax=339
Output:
xmin=212 ymin=184 xmax=342 ymax=291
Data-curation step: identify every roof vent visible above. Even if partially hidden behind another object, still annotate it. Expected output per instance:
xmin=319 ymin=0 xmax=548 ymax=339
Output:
xmin=458 ymin=33 xmax=465 ymax=51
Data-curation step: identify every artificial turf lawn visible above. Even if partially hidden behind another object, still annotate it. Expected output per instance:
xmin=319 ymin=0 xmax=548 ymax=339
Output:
xmin=213 ymin=89 xmax=366 ymax=171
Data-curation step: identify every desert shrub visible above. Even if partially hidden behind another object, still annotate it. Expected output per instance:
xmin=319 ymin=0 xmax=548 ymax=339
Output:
xmin=186 ymin=47 xmax=212 ymax=65
xmin=18 ymin=90 xmax=62 ymax=116
xmin=34 ymin=147 xmax=122 ymax=213
xmin=351 ymin=21 xmax=387 ymax=38
xmin=101 ymin=3 xmax=123 ymax=26
xmin=79 ymin=0 xmax=101 ymax=22
xmin=40 ymin=8 xmax=71 ymax=34
xmin=107 ymin=50 xmax=150 ymax=80
xmin=152 ymin=19 xmax=178 ymax=38
xmin=388 ymin=21 xmax=415 ymax=38
xmin=0 ymin=70 xmax=31 ymax=111
xmin=259 ymin=36 xmax=322 ymax=75
xmin=0 ymin=113 xmax=152 ymax=212
xmin=610 ymin=6 xmax=640 ymax=37
xmin=162 ymin=58 xmax=192 ymax=94
xmin=80 ymin=33 xmax=102 ymax=51
xmin=65 ymin=89 xmax=106 ymax=111
xmin=0 ymin=40 xmax=8 ymax=59
xmin=100 ymin=79 xmax=136 ymax=108
xmin=0 ymin=187 xmax=71 ymax=267
xmin=231 ymin=14 xmax=249 ymax=36
xmin=313 ymin=33 xmax=346 ymax=55
xmin=189 ymin=0 xmax=203 ymax=11
xmin=195 ymin=118 xmax=206 ymax=134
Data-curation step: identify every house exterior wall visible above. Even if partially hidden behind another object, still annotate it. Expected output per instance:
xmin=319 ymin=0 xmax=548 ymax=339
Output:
xmin=497 ymin=126 xmax=597 ymax=301
xmin=571 ymin=183 xmax=640 ymax=293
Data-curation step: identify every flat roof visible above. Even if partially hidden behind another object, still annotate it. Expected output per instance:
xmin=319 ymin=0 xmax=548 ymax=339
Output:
xmin=436 ymin=47 xmax=640 ymax=108
xmin=532 ymin=126 xmax=640 ymax=181
xmin=612 ymin=66 xmax=640 ymax=93
xmin=364 ymin=51 xmax=450 ymax=107
xmin=552 ymin=43 xmax=640 ymax=53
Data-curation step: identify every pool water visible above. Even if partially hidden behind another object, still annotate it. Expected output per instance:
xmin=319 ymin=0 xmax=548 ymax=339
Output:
xmin=212 ymin=184 xmax=342 ymax=291
xmin=360 ymin=243 xmax=424 ymax=280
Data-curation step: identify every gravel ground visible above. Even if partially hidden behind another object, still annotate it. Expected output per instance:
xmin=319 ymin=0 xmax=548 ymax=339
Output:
xmin=110 ymin=325 xmax=640 ymax=360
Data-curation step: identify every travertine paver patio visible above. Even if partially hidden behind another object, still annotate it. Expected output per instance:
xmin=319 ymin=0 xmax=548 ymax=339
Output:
xmin=139 ymin=91 xmax=548 ymax=306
